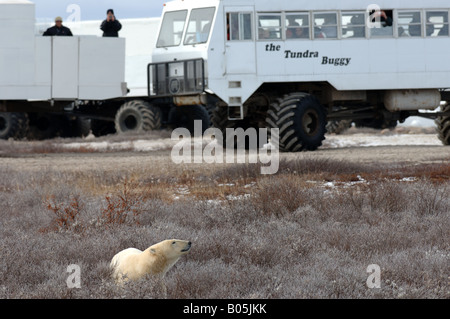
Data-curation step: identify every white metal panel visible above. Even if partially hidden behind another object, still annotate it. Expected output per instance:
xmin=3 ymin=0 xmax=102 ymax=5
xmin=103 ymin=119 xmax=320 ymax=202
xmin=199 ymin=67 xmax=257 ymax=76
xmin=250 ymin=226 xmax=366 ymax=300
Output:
xmin=0 ymin=46 xmax=37 ymax=93
xmin=425 ymin=38 xmax=449 ymax=73
xmin=62 ymin=18 xmax=159 ymax=96
xmin=0 ymin=86 xmax=51 ymax=100
xmin=397 ymin=39 xmax=426 ymax=73
xmin=78 ymin=36 xmax=127 ymax=100
xmin=0 ymin=1 xmax=34 ymax=20
xmin=78 ymin=37 xmax=125 ymax=86
xmin=0 ymin=1 xmax=36 ymax=94
xmin=0 ymin=1 xmax=52 ymax=100
xmin=51 ymin=37 xmax=79 ymax=99
xmin=0 ymin=48 xmax=20 ymax=85
xmin=34 ymin=37 xmax=52 ymax=86
xmin=0 ymin=2 xmax=35 ymax=50
xmin=17 ymin=48 xmax=36 ymax=86
xmin=0 ymin=20 xmax=35 ymax=50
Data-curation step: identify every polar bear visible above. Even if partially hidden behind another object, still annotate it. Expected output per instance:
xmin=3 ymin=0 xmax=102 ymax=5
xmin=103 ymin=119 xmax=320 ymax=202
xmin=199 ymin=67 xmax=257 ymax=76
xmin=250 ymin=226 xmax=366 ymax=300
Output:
xmin=110 ymin=239 xmax=191 ymax=283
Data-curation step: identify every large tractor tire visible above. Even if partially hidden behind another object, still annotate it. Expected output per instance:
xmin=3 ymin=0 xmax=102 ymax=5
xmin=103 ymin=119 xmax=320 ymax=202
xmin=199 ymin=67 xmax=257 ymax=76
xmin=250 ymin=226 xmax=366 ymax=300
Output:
xmin=0 ymin=112 xmax=29 ymax=140
xmin=115 ymin=100 xmax=162 ymax=134
xmin=436 ymin=103 xmax=450 ymax=145
xmin=27 ymin=113 xmax=62 ymax=140
xmin=61 ymin=116 xmax=91 ymax=138
xmin=266 ymin=93 xmax=327 ymax=152
xmin=73 ymin=117 xmax=91 ymax=138
xmin=169 ymin=105 xmax=211 ymax=135
xmin=91 ymin=119 xmax=116 ymax=137
xmin=27 ymin=113 xmax=89 ymax=140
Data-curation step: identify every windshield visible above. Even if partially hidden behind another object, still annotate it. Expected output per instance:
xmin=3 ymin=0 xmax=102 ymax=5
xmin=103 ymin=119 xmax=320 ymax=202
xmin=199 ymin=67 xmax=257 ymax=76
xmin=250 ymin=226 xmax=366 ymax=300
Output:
xmin=184 ymin=7 xmax=216 ymax=45
xmin=157 ymin=10 xmax=188 ymax=47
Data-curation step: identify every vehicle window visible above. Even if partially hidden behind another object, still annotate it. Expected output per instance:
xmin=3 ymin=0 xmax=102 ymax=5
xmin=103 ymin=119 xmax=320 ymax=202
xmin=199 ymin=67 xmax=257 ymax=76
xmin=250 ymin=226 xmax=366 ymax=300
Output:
xmin=426 ymin=11 xmax=449 ymax=37
xmin=258 ymin=14 xmax=282 ymax=40
xmin=157 ymin=10 xmax=188 ymax=47
xmin=398 ymin=11 xmax=422 ymax=37
xmin=314 ymin=13 xmax=338 ymax=39
xmin=184 ymin=7 xmax=216 ymax=45
xmin=285 ymin=13 xmax=310 ymax=39
xmin=227 ymin=12 xmax=252 ymax=41
xmin=342 ymin=12 xmax=366 ymax=38
xmin=369 ymin=9 xmax=393 ymax=37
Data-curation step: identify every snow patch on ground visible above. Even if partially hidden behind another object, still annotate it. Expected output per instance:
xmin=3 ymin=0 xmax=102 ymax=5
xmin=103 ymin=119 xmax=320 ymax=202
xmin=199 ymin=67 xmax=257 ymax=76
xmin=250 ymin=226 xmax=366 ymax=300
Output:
xmin=62 ymin=138 xmax=182 ymax=152
xmin=60 ymin=133 xmax=442 ymax=153
xmin=400 ymin=117 xmax=435 ymax=128
xmin=323 ymin=134 xmax=441 ymax=149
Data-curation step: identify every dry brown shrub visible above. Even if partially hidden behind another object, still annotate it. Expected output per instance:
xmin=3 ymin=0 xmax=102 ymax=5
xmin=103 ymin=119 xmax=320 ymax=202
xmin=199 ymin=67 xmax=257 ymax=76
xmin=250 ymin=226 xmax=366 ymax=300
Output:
xmin=98 ymin=177 xmax=147 ymax=227
xmin=412 ymin=180 xmax=449 ymax=216
xmin=250 ymin=174 xmax=311 ymax=217
xmin=41 ymin=195 xmax=84 ymax=233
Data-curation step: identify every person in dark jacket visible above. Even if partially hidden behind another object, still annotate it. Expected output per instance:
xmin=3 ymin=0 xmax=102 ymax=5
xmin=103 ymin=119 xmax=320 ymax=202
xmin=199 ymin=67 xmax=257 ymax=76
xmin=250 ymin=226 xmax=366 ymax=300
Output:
xmin=43 ymin=17 xmax=73 ymax=36
xmin=101 ymin=9 xmax=122 ymax=37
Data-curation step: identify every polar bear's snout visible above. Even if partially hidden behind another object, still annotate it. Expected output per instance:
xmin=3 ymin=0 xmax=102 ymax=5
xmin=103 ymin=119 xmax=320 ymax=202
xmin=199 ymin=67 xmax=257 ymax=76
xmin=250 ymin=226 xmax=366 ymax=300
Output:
xmin=181 ymin=241 xmax=192 ymax=252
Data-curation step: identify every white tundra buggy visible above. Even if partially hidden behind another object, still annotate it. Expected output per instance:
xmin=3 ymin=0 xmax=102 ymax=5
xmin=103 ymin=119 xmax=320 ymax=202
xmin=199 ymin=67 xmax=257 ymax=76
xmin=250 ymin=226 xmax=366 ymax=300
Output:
xmin=149 ymin=0 xmax=450 ymax=151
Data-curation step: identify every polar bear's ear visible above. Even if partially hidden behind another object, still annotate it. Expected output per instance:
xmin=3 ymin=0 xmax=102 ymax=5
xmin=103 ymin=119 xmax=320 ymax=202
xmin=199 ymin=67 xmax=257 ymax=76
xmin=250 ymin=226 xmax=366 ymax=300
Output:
xmin=149 ymin=248 xmax=157 ymax=255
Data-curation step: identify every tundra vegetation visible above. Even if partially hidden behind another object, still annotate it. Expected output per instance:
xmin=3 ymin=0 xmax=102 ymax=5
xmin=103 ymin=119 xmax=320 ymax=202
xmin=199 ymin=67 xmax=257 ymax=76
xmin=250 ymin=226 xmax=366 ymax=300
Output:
xmin=0 ymin=145 xmax=448 ymax=299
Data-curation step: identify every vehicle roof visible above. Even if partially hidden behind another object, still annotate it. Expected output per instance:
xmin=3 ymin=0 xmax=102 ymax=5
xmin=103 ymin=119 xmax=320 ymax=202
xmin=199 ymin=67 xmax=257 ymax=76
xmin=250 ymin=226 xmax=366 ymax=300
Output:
xmin=0 ymin=0 xmax=33 ymax=4
xmin=163 ymin=0 xmax=450 ymax=11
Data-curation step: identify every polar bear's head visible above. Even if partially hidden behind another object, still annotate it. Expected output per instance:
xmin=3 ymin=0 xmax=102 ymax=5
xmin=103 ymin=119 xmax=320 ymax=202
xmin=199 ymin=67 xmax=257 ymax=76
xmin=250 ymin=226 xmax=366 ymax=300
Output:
xmin=149 ymin=239 xmax=192 ymax=260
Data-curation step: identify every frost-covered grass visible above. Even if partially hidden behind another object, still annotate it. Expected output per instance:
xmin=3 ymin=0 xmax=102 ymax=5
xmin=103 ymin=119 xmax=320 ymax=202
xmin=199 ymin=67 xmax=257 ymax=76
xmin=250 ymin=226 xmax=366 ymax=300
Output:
xmin=0 ymin=159 xmax=448 ymax=299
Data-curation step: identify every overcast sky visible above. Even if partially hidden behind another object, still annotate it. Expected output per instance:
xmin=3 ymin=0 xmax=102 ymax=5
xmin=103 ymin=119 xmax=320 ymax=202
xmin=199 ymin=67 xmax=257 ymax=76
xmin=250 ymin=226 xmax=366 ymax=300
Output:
xmin=33 ymin=0 xmax=167 ymax=21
